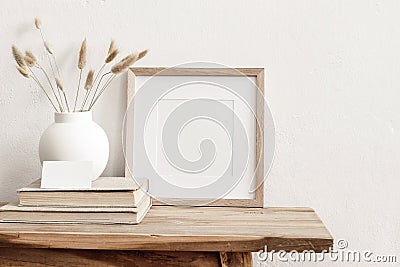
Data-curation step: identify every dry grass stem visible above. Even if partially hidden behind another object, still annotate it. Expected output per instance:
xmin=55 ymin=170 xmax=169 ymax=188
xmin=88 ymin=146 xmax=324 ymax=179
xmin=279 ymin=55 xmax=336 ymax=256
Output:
xmin=105 ymin=49 xmax=119 ymax=63
xmin=28 ymin=69 xmax=58 ymax=112
xmin=90 ymin=50 xmax=147 ymax=109
xmin=56 ymin=77 xmax=70 ymax=112
xmin=78 ymin=38 xmax=87 ymax=69
xmin=14 ymin=18 xmax=148 ymax=112
xmin=27 ymin=17 xmax=65 ymax=111
xmin=74 ymin=39 xmax=87 ymax=111
xmin=111 ymin=53 xmax=138 ymax=74
xmin=89 ymin=74 xmax=115 ymax=110
xmin=84 ymin=70 xmax=94 ymax=89
xmin=36 ymin=64 xmax=63 ymax=112
xmin=34 ymin=18 xmax=41 ymax=29
xmin=12 ymin=45 xmax=25 ymax=67
xmin=17 ymin=66 xmax=30 ymax=78
xmin=73 ymin=70 xmax=83 ymax=112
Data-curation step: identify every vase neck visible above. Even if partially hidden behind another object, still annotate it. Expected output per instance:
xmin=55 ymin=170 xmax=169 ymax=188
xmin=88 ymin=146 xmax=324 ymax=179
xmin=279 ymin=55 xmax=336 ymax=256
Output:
xmin=54 ymin=112 xmax=92 ymax=123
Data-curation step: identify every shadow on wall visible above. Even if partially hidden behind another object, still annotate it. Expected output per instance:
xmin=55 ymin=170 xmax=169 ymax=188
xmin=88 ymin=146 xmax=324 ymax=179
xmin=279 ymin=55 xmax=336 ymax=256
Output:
xmin=0 ymin=129 xmax=41 ymax=202
xmin=92 ymin=73 xmax=126 ymax=178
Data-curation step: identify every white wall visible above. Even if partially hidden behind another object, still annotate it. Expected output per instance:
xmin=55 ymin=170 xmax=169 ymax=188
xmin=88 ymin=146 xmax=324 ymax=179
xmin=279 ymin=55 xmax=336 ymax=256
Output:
xmin=0 ymin=1 xmax=399 ymax=266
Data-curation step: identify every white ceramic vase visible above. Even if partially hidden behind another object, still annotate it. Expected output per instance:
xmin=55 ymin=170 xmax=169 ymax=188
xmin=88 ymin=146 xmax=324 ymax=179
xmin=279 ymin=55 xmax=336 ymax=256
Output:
xmin=39 ymin=111 xmax=109 ymax=180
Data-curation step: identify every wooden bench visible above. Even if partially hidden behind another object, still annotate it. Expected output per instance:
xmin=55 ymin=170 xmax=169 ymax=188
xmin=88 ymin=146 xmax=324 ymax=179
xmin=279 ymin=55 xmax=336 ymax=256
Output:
xmin=0 ymin=205 xmax=332 ymax=266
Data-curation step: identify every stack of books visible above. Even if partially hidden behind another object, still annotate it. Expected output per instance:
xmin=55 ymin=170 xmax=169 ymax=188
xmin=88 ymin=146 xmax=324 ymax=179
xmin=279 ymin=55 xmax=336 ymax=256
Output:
xmin=0 ymin=177 xmax=151 ymax=224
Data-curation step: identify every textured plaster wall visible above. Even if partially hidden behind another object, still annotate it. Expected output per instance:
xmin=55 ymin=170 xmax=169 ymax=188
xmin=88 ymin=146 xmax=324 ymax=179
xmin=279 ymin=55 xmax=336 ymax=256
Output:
xmin=0 ymin=1 xmax=399 ymax=266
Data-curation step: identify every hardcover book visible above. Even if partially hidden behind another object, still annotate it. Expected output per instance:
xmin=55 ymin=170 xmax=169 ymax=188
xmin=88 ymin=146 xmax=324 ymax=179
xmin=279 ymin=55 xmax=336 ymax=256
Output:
xmin=17 ymin=177 xmax=148 ymax=207
xmin=0 ymin=194 xmax=151 ymax=225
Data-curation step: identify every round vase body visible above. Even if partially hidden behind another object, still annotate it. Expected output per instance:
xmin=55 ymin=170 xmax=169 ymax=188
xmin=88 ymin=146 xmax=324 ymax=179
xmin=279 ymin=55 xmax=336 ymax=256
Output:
xmin=39 ymin=112 xmax=109 ymax=180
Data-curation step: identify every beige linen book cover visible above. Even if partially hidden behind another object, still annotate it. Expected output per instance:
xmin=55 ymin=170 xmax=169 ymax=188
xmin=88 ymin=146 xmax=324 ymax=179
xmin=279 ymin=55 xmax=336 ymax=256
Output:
xmin=0 ymin=195 xmax=151 ymax=225
xmin=17 ymin=177 xmax=148 ymax=207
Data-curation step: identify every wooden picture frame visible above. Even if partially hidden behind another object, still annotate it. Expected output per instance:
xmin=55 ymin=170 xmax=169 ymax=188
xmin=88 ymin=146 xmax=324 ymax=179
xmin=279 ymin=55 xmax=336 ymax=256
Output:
xmin=126 ymin=68 xmax=264 ymax=207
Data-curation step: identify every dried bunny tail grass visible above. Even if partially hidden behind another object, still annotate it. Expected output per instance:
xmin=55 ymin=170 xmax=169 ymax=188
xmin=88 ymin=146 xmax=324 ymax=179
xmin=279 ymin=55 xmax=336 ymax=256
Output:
xmin=111 ymin=53 xmax=138 ymax=74
xmin=137 ymin=49 xmax=149 ymax=60
xmin=44 ymin=42 xmax=53 ymax=55
xmin=78 ymin=38 xmax=87 ymax=69
xmin=24 ymin=55 xmax=36 ymax=67
xmin=84 ymin=70 xmax=94 ymax=90
xmin=120 ymin=54 xmax=131 ymax=61
xmin=12 ymin=45 xmax=25 ymax=67
xmin=108 ymin=40 xmax=116 ymax=55
xmin=34 ymin=18 xmax=42 ymax=29
xmin=25 ymin=51 xmax=37 ymax=62
xmin=24 ymin=51 xmax=37 ymax=67
xmin=17 ymin=65 xmax=30 ymax=78
xmin=105 ymin=49 xmax=119 ymax=63
xmin=55 ymin=77 xmax=65 ymax=91
xmin=57 ymin=77 xmax=70 ymax=111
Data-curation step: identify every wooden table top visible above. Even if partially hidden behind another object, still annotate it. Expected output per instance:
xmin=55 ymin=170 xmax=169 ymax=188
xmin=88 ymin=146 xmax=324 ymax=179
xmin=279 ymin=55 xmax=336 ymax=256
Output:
xmin=0 ymin=205 xmax=332 ymax=252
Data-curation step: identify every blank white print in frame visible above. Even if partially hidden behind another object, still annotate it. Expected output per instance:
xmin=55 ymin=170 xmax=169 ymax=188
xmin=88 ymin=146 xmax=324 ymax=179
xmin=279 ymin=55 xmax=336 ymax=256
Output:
xmin=123 ymin=63 xmax=275 ymax=207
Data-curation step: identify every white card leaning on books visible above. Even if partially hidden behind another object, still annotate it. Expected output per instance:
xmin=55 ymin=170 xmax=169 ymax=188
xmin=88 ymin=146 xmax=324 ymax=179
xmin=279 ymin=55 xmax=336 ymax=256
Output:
xmin=41 ymin=161 xmax=92 ymax=189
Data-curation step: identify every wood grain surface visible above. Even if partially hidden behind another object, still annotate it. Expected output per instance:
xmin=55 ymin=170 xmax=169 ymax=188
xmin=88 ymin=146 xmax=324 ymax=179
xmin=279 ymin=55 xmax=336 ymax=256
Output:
xmin=0 ymin=248 xmax=223 ymax=267
xmin=220 ymin=252 xmax=252 ymax=267
xmin=0 ymin=205 xmax=332 ymax=252
xmin=129 ymin=67 xmax=264 ymax=76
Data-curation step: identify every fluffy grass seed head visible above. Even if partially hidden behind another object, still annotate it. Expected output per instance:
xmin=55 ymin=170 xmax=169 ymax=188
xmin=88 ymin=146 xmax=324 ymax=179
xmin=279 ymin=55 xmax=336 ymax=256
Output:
xmin=24 ymin=51 xmax=37 ymax=67
xmin=44 ymin=41 xmax=53 ymax=55
xmin=84 ymin=70 xmax=94 ymax=90
xmin=78 ymin=38 xmax=87 ymax=70
xmin=34 ymin=18 xmax=42 ymax=29
xmin=17 ymin=65 xmax=30 ymax=78
xmin=12 ymin=45 xmax=25 ymax=67
xmin=55 ymin=77 xmax=65 ymax=91
xmin=108 ymin=40 xmax=116 ymax=55
xmin=111 ymin=53 xmax=139 ymax=74
xmin=138 ymin=49 xmax=148 ymax=61
xmin=105 ymin=49 xmax=119 ymax=63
